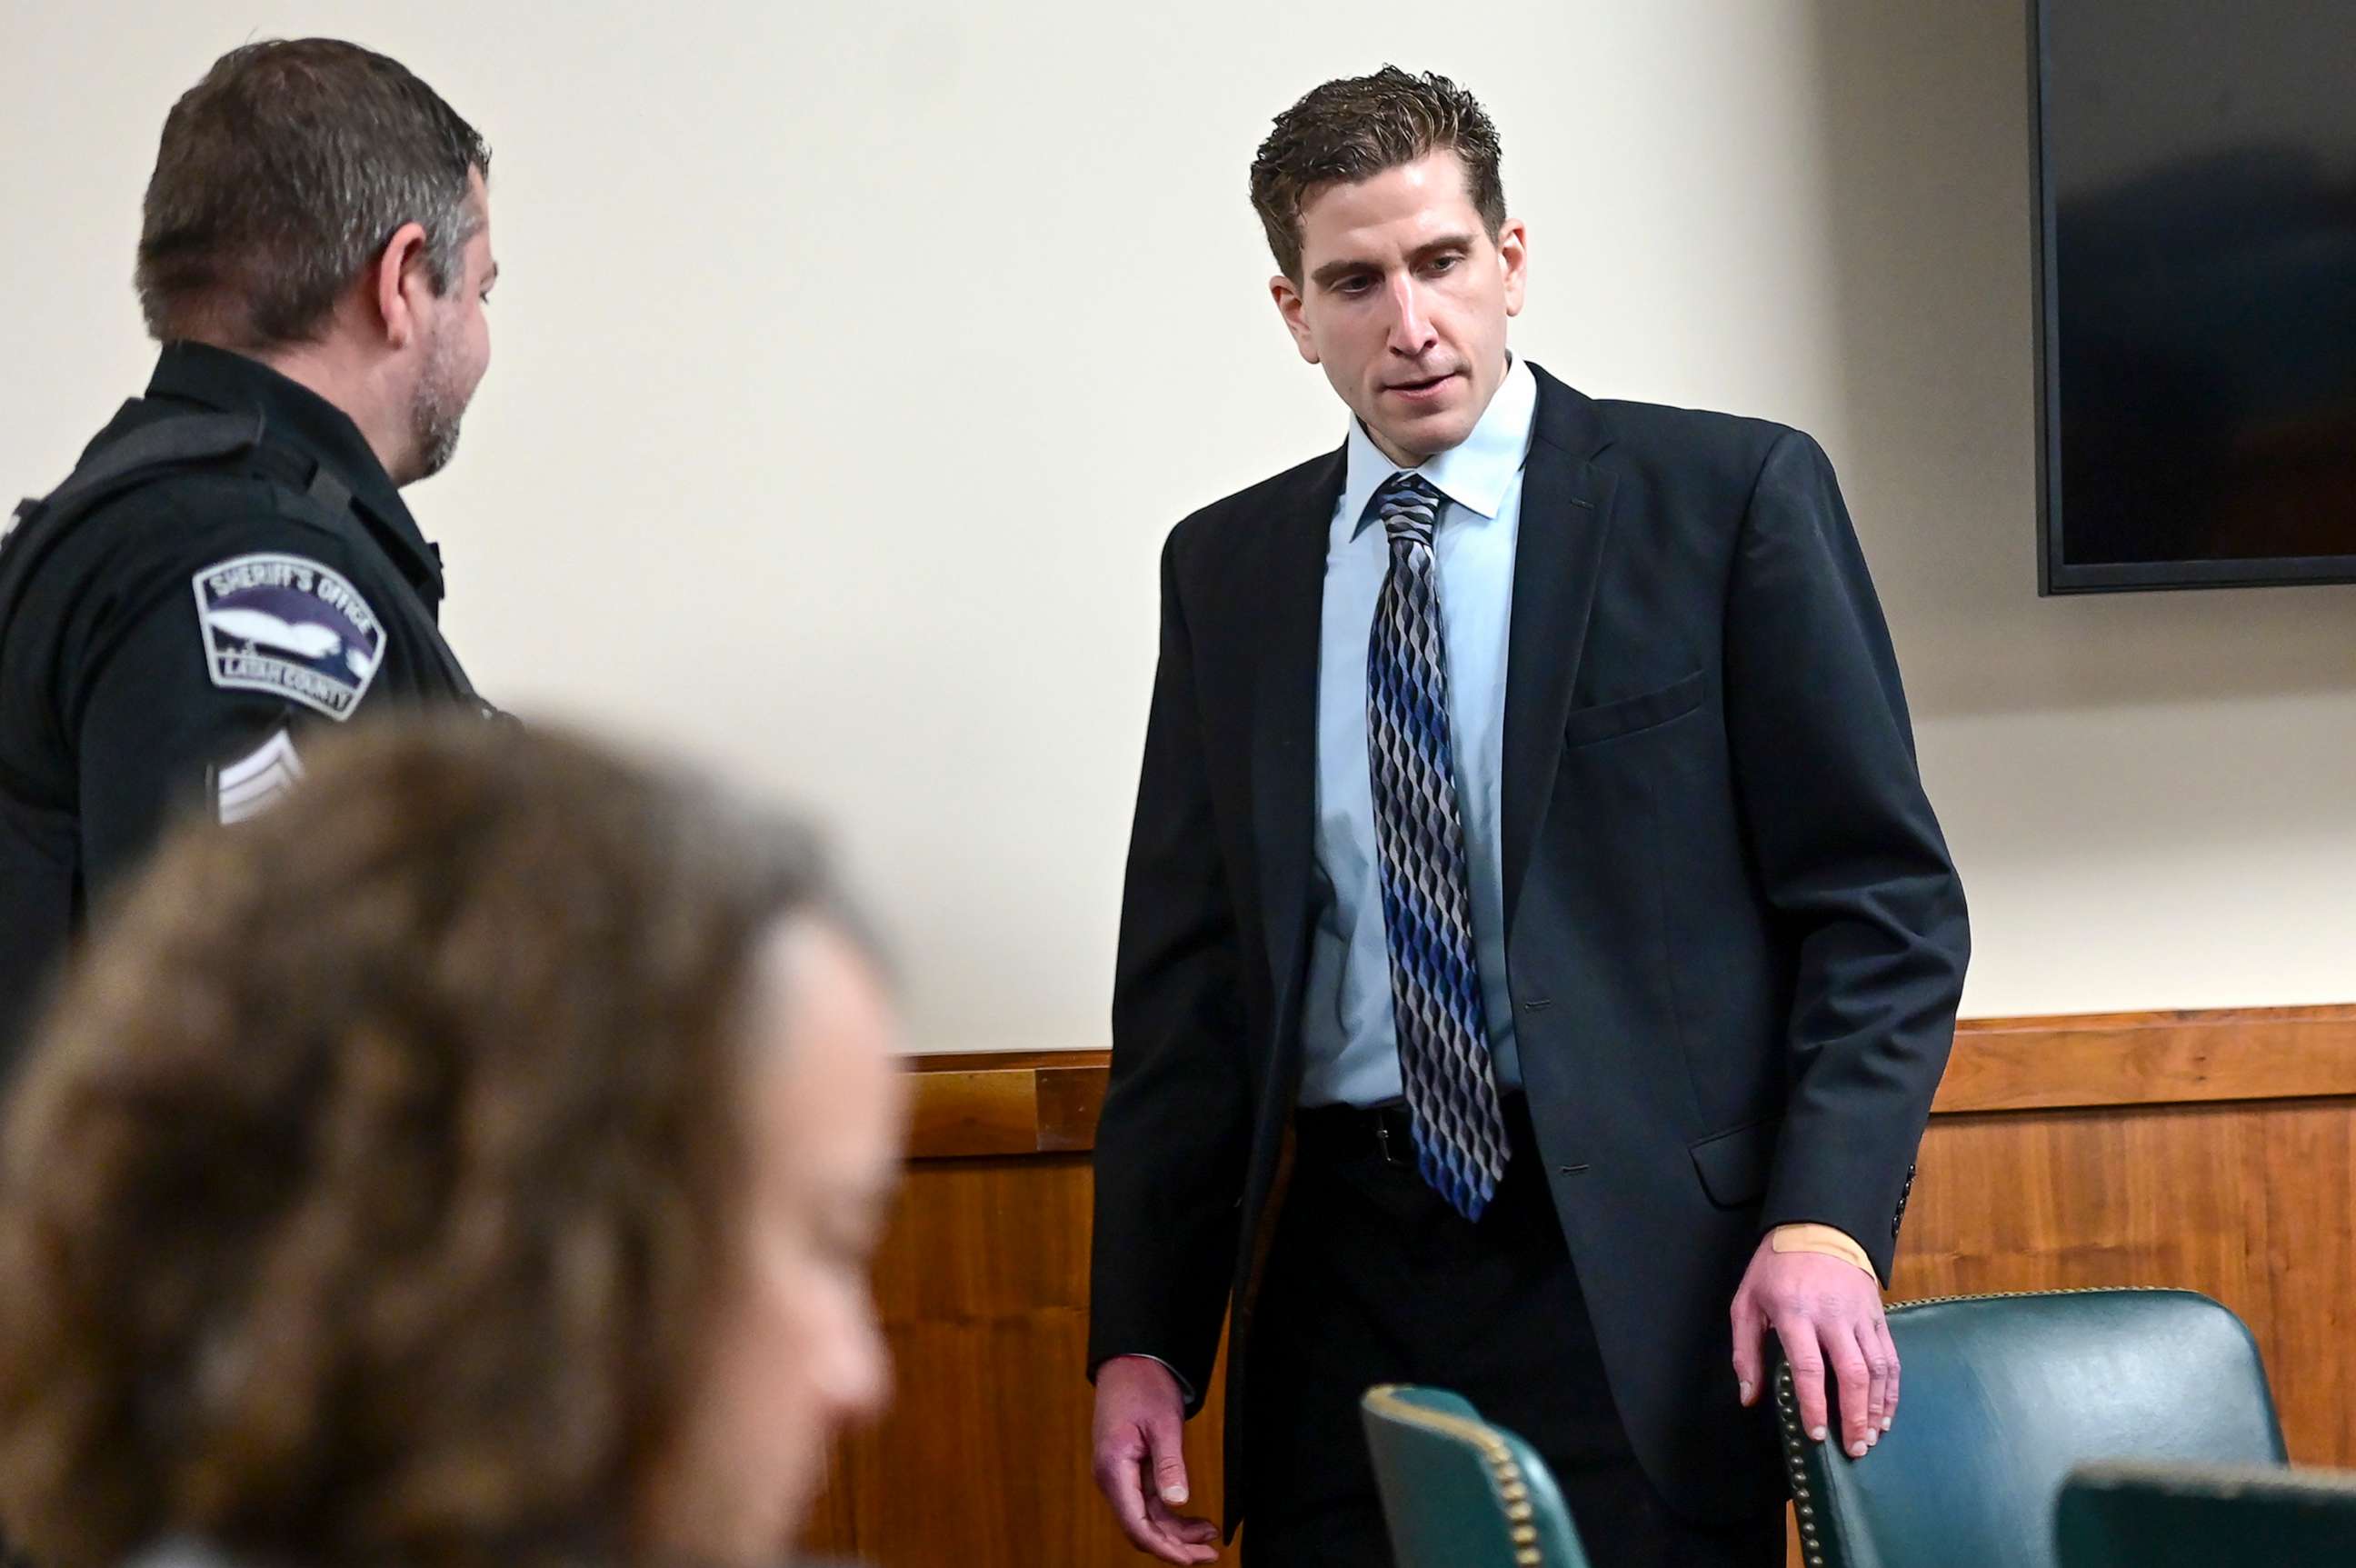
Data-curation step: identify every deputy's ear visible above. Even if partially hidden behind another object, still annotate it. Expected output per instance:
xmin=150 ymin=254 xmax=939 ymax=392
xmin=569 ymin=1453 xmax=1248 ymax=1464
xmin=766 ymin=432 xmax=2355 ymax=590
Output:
xmin=371 ymin=221 xmax=433 ymax=350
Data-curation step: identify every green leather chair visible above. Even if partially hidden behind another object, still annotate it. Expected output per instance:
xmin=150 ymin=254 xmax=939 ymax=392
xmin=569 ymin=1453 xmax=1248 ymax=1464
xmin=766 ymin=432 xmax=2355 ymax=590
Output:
xmin=2055 ymin=1459 xmax=2356 ymax=1565
xmin=2054 ymin=1450 xmax=2356 ymax=1553
xmin=1360 ymin=1384 xmax=1592 ymax=1568
xmin=1777 ymin=1289 xmax=2286 ymax=1568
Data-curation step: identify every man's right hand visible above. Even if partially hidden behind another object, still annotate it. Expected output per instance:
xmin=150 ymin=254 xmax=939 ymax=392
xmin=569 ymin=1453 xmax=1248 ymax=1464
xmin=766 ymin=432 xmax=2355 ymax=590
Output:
xmin=1092 ymin=1354 xmax=1221 ymax=1563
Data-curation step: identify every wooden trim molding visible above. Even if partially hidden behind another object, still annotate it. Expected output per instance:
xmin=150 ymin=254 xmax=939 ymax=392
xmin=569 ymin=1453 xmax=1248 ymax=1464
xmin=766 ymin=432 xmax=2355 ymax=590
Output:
xmin=904 ymin=1051 xmax=1107 ymax=1159
xmin=901 ymin=1005 xmax=2356 ymax=1160
xmin=1931 ymin=1004 xmax=2356 ymax=1114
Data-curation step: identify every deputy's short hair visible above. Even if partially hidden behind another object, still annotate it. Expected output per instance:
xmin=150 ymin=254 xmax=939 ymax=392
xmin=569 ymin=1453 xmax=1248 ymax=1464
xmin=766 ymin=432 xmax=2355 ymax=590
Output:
xmin=136 ymin=38 xmax=491 ymax=351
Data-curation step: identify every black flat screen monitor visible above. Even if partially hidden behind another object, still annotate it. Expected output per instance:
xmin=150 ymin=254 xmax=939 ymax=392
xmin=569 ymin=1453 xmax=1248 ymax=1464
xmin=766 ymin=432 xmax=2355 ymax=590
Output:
xmin=2032 ymin=0 xmax=2356 ymax=592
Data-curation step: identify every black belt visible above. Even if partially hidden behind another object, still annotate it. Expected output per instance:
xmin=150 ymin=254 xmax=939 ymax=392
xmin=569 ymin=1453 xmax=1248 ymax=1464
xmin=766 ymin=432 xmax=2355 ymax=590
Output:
xmin=1294 ymin=1094 xmax=1531 ymax=1168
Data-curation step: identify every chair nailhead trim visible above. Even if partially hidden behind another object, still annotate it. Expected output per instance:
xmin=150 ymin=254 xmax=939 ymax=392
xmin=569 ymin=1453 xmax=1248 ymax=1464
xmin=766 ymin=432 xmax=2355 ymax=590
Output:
xmin=1363 ymin=1386 xmax=1565 ymax=1565
xmin=1777 ymin=1363 xmax=1827 ymax=1567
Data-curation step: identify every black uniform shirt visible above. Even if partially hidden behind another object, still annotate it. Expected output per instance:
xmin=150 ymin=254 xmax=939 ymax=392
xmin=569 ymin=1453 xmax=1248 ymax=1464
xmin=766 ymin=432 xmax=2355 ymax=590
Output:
xmin=0 ymin=342 xmax=487 ymax=1056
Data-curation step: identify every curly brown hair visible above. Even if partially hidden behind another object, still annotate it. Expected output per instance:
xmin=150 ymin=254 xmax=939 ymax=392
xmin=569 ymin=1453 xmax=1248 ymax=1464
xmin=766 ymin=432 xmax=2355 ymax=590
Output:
xmin=0 ymin=717 xmax=854 ymax=1568
xmin=1249 ymin=65 xmax=1509 ymax=283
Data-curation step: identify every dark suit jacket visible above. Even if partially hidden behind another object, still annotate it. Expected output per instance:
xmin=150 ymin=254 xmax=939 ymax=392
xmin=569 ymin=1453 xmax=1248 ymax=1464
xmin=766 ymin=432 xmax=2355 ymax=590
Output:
xmin=1087 ymin=365 xmax=1970 ymax=1526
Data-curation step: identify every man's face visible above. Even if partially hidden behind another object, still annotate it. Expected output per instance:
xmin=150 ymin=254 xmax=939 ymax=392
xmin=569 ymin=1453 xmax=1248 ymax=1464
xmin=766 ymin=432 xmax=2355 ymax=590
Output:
xmin=402 ymin=166 xmax=495 ymax=485
xmin=1271 ymin=150 xmax=1526 ymax=467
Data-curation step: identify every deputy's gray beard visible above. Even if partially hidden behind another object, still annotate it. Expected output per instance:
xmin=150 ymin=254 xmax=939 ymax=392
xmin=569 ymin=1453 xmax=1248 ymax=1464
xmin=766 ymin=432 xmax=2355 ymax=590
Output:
xmin=409 ymin=324 xmax=469 ymax=484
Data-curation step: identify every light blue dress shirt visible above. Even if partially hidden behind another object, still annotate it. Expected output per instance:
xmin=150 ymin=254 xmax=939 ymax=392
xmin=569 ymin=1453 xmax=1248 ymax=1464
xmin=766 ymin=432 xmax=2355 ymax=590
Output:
xmin=1298 ymin=355 xmax=1539 ymax=1109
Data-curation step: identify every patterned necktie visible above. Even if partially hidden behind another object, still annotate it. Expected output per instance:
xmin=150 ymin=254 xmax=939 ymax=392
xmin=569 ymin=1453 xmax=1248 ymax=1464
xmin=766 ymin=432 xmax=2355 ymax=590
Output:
xmin=1365 ymin=471 xmax=1511 ymax=1222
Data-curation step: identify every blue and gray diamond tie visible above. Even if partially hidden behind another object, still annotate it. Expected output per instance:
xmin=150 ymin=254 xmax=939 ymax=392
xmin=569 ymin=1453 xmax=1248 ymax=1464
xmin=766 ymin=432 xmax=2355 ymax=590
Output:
xmin=1365 ymin=471 xmax=1512 ymax=1222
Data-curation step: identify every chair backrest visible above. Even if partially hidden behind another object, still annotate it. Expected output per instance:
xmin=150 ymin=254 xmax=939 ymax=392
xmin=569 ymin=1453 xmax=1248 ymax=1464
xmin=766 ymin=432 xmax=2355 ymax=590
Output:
xmin=2056 ymin=1460 xmax=2356 ymax=1566
xmin=1360 ymin=1385 xmax=1592 ymax=1568
xmin=1777 ymin=1288 xmax=2285 ymax=1568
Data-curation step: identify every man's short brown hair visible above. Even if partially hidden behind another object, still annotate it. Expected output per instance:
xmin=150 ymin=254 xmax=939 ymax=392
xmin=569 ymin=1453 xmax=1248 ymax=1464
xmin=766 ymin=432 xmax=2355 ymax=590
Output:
xmin=136 ymin=38 xmax=491 ymax=351
xmin=1249 ymin=65 xmax=1508 ymax=283
xmin=0 ymin=718 xmax=858 ymax=1568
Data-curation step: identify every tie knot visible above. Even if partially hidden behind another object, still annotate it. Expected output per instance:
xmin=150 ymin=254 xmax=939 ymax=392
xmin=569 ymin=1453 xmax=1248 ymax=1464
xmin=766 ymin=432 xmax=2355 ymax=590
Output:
xmin=1374 ymin=473 xmax=1443 ymax=548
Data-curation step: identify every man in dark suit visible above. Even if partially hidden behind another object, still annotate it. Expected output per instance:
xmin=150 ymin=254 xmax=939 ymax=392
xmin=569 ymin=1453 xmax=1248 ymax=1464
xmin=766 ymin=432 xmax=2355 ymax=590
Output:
xmin=1086 ymin=67 xmax=1969 ymax=1568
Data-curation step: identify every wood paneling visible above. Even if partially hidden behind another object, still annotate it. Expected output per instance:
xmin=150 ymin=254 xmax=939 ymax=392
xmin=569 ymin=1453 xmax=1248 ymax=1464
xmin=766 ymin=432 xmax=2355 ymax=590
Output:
xmin=1893 ymin=1096 xmax=2356 ymax=1466
xmin=807 ymin=1006 xmax=2356 ymax=1565
xmin=815 ymin=1154 xmax=1228 ymax=1566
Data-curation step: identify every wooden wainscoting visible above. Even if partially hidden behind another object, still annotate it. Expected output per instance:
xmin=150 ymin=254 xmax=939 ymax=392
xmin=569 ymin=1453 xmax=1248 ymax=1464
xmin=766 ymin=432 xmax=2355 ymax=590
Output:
xmin=802 ymin=1005 xmax=2356 ymax=1566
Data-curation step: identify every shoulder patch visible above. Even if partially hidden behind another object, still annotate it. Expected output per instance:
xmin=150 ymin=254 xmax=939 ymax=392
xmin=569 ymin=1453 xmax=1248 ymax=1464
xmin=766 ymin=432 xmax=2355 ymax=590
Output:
xmin=191 ymin=553 xmax=384 ymax=720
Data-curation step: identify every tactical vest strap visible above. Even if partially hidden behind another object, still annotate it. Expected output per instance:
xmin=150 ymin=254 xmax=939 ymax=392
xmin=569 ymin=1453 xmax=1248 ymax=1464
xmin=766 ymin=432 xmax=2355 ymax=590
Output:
xmin=20 ymin=410 xmax=265 ymax=523
xmin=2 ymin=410 xmax=270 ymax=613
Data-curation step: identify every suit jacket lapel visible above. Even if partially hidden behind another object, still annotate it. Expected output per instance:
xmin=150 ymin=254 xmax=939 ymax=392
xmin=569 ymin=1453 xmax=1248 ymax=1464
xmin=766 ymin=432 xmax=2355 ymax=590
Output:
xmin=1501 ymin=368 xmax=1620 ymax=931
xmin=1248 ymin=444 xmax=1345 ymax=1038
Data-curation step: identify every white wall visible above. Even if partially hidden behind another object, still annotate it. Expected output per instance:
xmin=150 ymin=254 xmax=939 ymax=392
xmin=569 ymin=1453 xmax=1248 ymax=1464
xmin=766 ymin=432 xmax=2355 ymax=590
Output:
xmin=4 ymin=1 xmax=2350 ymax=1049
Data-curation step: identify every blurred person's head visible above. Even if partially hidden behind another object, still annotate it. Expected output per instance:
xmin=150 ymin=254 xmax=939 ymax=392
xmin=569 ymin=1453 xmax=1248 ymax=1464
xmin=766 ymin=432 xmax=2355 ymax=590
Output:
xmin=0 ymin=718 xmax=905 ymax=1568
xmin=1251 ymin=66 xmax=1526 ymax=467
xmin=137 ymin=39 xmax=498 ymax=484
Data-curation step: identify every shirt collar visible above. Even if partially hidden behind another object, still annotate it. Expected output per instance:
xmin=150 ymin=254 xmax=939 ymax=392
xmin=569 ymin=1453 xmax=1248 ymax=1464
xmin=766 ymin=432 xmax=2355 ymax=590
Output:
xmin=145 ymin=341 xmax=446 ymax=604
xmin=1340 ymin=352 xmax=1538 ymax=537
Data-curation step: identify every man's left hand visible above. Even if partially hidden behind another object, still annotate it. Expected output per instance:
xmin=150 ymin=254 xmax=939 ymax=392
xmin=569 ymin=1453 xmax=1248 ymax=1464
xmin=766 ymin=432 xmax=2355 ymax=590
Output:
xmin=1729 ymin=1234 xmax=1896 ymax=1460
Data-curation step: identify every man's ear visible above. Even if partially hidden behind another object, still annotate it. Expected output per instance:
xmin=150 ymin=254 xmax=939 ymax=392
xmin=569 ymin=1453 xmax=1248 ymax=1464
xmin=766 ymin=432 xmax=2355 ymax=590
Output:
xmin=370 ymin=221 xmax=432 ymax=350
xmin=1496 ymin=219 xmax=1530 ymax=319
xmin=1270 ymin=275 xmax=1320 ymax=365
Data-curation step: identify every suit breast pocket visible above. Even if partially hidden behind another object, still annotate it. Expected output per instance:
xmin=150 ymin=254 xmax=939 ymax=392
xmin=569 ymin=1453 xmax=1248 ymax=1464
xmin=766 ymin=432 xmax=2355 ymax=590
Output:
xmin=1561 ymin=669 xmax=1708 ymax=749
